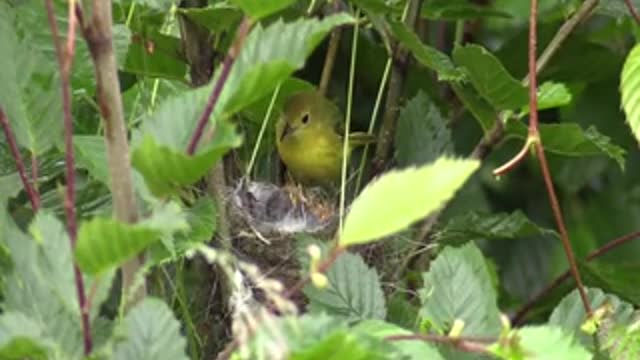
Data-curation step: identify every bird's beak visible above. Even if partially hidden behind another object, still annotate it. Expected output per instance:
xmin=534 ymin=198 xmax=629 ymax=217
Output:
xmin=280 ymin=122 xmax=294 ymax=141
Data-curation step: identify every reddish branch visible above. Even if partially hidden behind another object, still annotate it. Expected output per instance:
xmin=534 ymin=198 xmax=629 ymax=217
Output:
xmin=0 ymin=108 xmax=41 ymax=210
xmin=512 ymin=230 xmax=640 ymax=325
xmin=624 ymin=0 xmax=640 ymax=25
xmin=385 ymin=334 xmax=494 ymax=354
xmin=186 ymin=18 xmax=251 ymax=155
xmin=44 ymin=0 xmax=91 ymax=354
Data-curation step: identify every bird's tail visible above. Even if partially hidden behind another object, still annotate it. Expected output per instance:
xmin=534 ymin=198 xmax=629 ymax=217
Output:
xmin=347 ymin=132 xmax=376 ymax=147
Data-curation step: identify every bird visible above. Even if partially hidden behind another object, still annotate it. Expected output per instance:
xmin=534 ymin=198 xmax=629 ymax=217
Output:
xmin=275 ymin=90 xmax=375 ymax=186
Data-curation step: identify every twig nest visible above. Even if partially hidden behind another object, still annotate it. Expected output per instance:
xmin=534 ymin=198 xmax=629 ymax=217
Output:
xmin=230 ymin=180 xmax=336 ymax=237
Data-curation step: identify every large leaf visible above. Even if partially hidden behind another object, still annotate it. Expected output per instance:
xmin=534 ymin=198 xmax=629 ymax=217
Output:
xmin=215 ymin=13 xmax=355 ymax=119
xmin=453 ymin=44 xmax=528 ymax=111
xmin=395 ymin=91 xmax=453 ymax=167
xmin=505 ymin=122 xmax=626 ymax=170
xmin=490 ymin=326 xmax=591 ymax=360
xmin=0 ymin=3 xmax=62 ymax=155
xmin=549 ymin=288 xmax=635 ymax=348
xmin=620 ymin=43 xmax=640 ymax=143
xmin=353 ymin=320 xmax=444 ymax=360
xmin=0 ymin=312 xmax=50 ymax=360
xmin=177 ymin=4 xmax=243 ymax=33
xmin=304 ymin=251 xmax=386 ymax=321
xmin=123 ymin=31 xmax=187 ymax=81
xmin=451 ymin=82 xmax=498 ymax=133
xmin=0 ymin=173 xmax=21 ymax=203
xmin=520 ymin=81 xmax=573 ymax=115
xmin=75 ymin=202 xmax=188 ymax=275
xmin=419 ymin=242 xmax=501 ymax=336
xmin=229 ymin=0 xmax=296 ymax=19
xmin=436 ymin=210 xmax=558 ymax=246
xmin=388 ymin=21 xmax=463 ymax=81
xmin=340 ymin=157 xmax=479 ymax=246
xmin=1 ymin=211 xmax=114 ymax=358
xmin=579 ymin=261 xmax=640 ymax=305
xmin=74 ymin=135 xmax=110 ymax=186
xmin=113 ymin=298 xmax=189 ymax=360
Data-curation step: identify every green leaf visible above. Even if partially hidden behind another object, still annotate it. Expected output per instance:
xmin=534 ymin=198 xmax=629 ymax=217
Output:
xmin=436 ymin=210 xmax=558 ymax=246
xmin=0 ymin=173 xmax=21 ymax=204
xmin=0 ymin=312 xmax=50 ymax=360
xmin=353 ymin=320 xmax=444 ymax=360
xmin=419 ymin=242 xmax=501 ymax=336
xmin=304 ymin=251 xmax=386 ymax=321
xmin=75 ymin=202 xmax=188 ymax=275
xmin=340 ymin=157 xmax=479 ymax=246
xmin=396 ymin=91 xmax=453 ymax=167
xmin=450 ymin=82 xmax=498 ymax=133
xmin=620 ymin=43 xmax=640 ymax=143
xmin=422 ymin=0 xmax=512 ymax=20
xmin=113 ymin=298 xmax=189 ymax=360
xmin=1 ymin=211 xmax=113 ymax=357
xmin=177 ymin=4 xmax=243 ymax=33
xmin=351 ymin=0 xmax=402 ymax=15
xmin=74 ymin=135 xmax=110 ymax=186
xmin=505 ymin=122 xmax=626 ymax=170
xmin=388 ymin=21 xmax=463 ymax=81
xmin=0 ymin=3 xmax=62 ymax=155
xmin=489 ymin=325 xmax=591 ymax=360
xmin=598 ymin=0 xmax=640 ymax=18
xmin=579 ymin=261 xmax=640 ymax=305
xmin=520 ymin=82 xmax=573 ymax=115
xmin=549 ymin=288 xmax=635 ymax=348
xmin=229 ymin=0 xmax=296 ymax=19
xmin=453 ymin=44 xmax=528 ymax=110
xmin=216 ymin=14 xmax=355 ymax=119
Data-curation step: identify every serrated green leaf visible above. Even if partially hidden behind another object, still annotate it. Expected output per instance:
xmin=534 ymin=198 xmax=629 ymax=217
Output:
xmin=396 ymin=91 xmax=453 ymax=167
xmin=598 ymin=0 xmax=640 ymax=18
xmin=304 ymin=251 xmax=386 ymax=321
xmin=505 ymin=122 xmax=626 ymax=170
xmin=74 ymin=135 xmax=110 ymax=186
xmin=353 ymin=320 xmax=444 ymax=359
xmin=419 ymin=242 xmax=501 ymax=336
xmin=451 ymin=82 xmax=498 ymax=133
xmin=490 ymin=325 xmax=591 ymax=360
xmin=113 ymin=298 xmax=189 ymax=360
xmin=520 ymin=82 xmax=573 ymax=115
xmin=389 ymin=21 xmax=463 ymax=81
xmin=217 ymin=14 xmax=355 ymax=119
xmin=453 ymin=44 xmax=528 ymax=110
xmin=341 ymin=157 xmax=479 ymax=246
xmin=75 ymin=202 xmax=188 ymax=275
xmin=229 ymin=0 xmax=296 ymax=19
xmin=620 ymin=43 xmax=640 ymax=143
xmin=0 ymin=3 xmax=62 ymax=155
xmin=0 ymin=173 xmax=21 ymax=203
xmin=436 ymin=210 xmax=558 ymax=246
xmin=422 ymin=0 xmax=512 ymax=20
xmin=549 ymin=288 xmax=635 ymax=348
xmin=0 ymin=312 xmax=50 ymax=360
xmin=123 ymin=31 xmax=187 ymax=81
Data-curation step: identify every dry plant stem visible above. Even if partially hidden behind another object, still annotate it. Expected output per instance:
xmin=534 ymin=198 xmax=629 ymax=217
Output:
xmin=187 ymin=18 xmax=251 ymax=155
xmin=624 ymin=0 xmax=640 ymax=25
xmin=79 ymin=0 xmax=144 ymax=311
xmin=44 ymin=0 xmax=91 ymax=353
xmin=371 ymin=0 xmax=422 ymax=175
xmin=385 ymin=334 xmax=494 ymax=354
xmin=512 ymin=230 xmax=640 ymax=325
xmin=0 ymin=108 xmax=40 ymax=211
xmin=318 ymin=1 xmax=343 ymax=96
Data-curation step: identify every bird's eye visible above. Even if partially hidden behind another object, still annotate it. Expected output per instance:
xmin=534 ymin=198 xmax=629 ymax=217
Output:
xmin=301 ymin=114 xmax=310 ymax=124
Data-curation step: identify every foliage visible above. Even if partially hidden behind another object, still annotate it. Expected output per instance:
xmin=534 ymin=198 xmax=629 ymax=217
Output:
xmin=1 ymin=0 xmax=640 ymax=359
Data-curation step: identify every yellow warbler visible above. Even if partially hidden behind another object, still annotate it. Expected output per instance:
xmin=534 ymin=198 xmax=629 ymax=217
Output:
xmin=276 ymin=91 xmax=374 ymax=185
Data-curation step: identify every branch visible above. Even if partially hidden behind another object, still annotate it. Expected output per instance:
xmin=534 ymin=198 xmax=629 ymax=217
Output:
xmin=44 ymin=0 xmax=91 ymax=354
xmin=79 ymin=0 xmax=144 ymax=311
xmin=186 ymin=17 xmax=251 ymax=155
xmin=624 ymin=0 xmax=640 ymax=26
xmin=0 ymin=108 xmax=40 ymax=211
xmin=318 ymin=1 xmax=344 ymax=96
xmin=512 ymin=230 xmax=640 ymax=325
xmin=385 ymin=334 xmax=493 ymax=354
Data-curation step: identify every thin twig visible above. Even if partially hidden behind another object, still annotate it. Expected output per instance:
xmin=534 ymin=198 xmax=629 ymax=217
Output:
xmin=0 ymin=108 xmax=40 ymax=211
xmin=624 ymin=0 xmax=640 ymax=25
xmin=512 ymin=230 xmax=640 ymax=325
xmin=385 ymin=334 xmax=493 ymax=354
xmin=187 ymin=18 xmax=251 ymax=155
xmin=44 ymin=0 xmax=91 ymax=354
xmin=318 ymin=1 xmax=343 ymax=96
